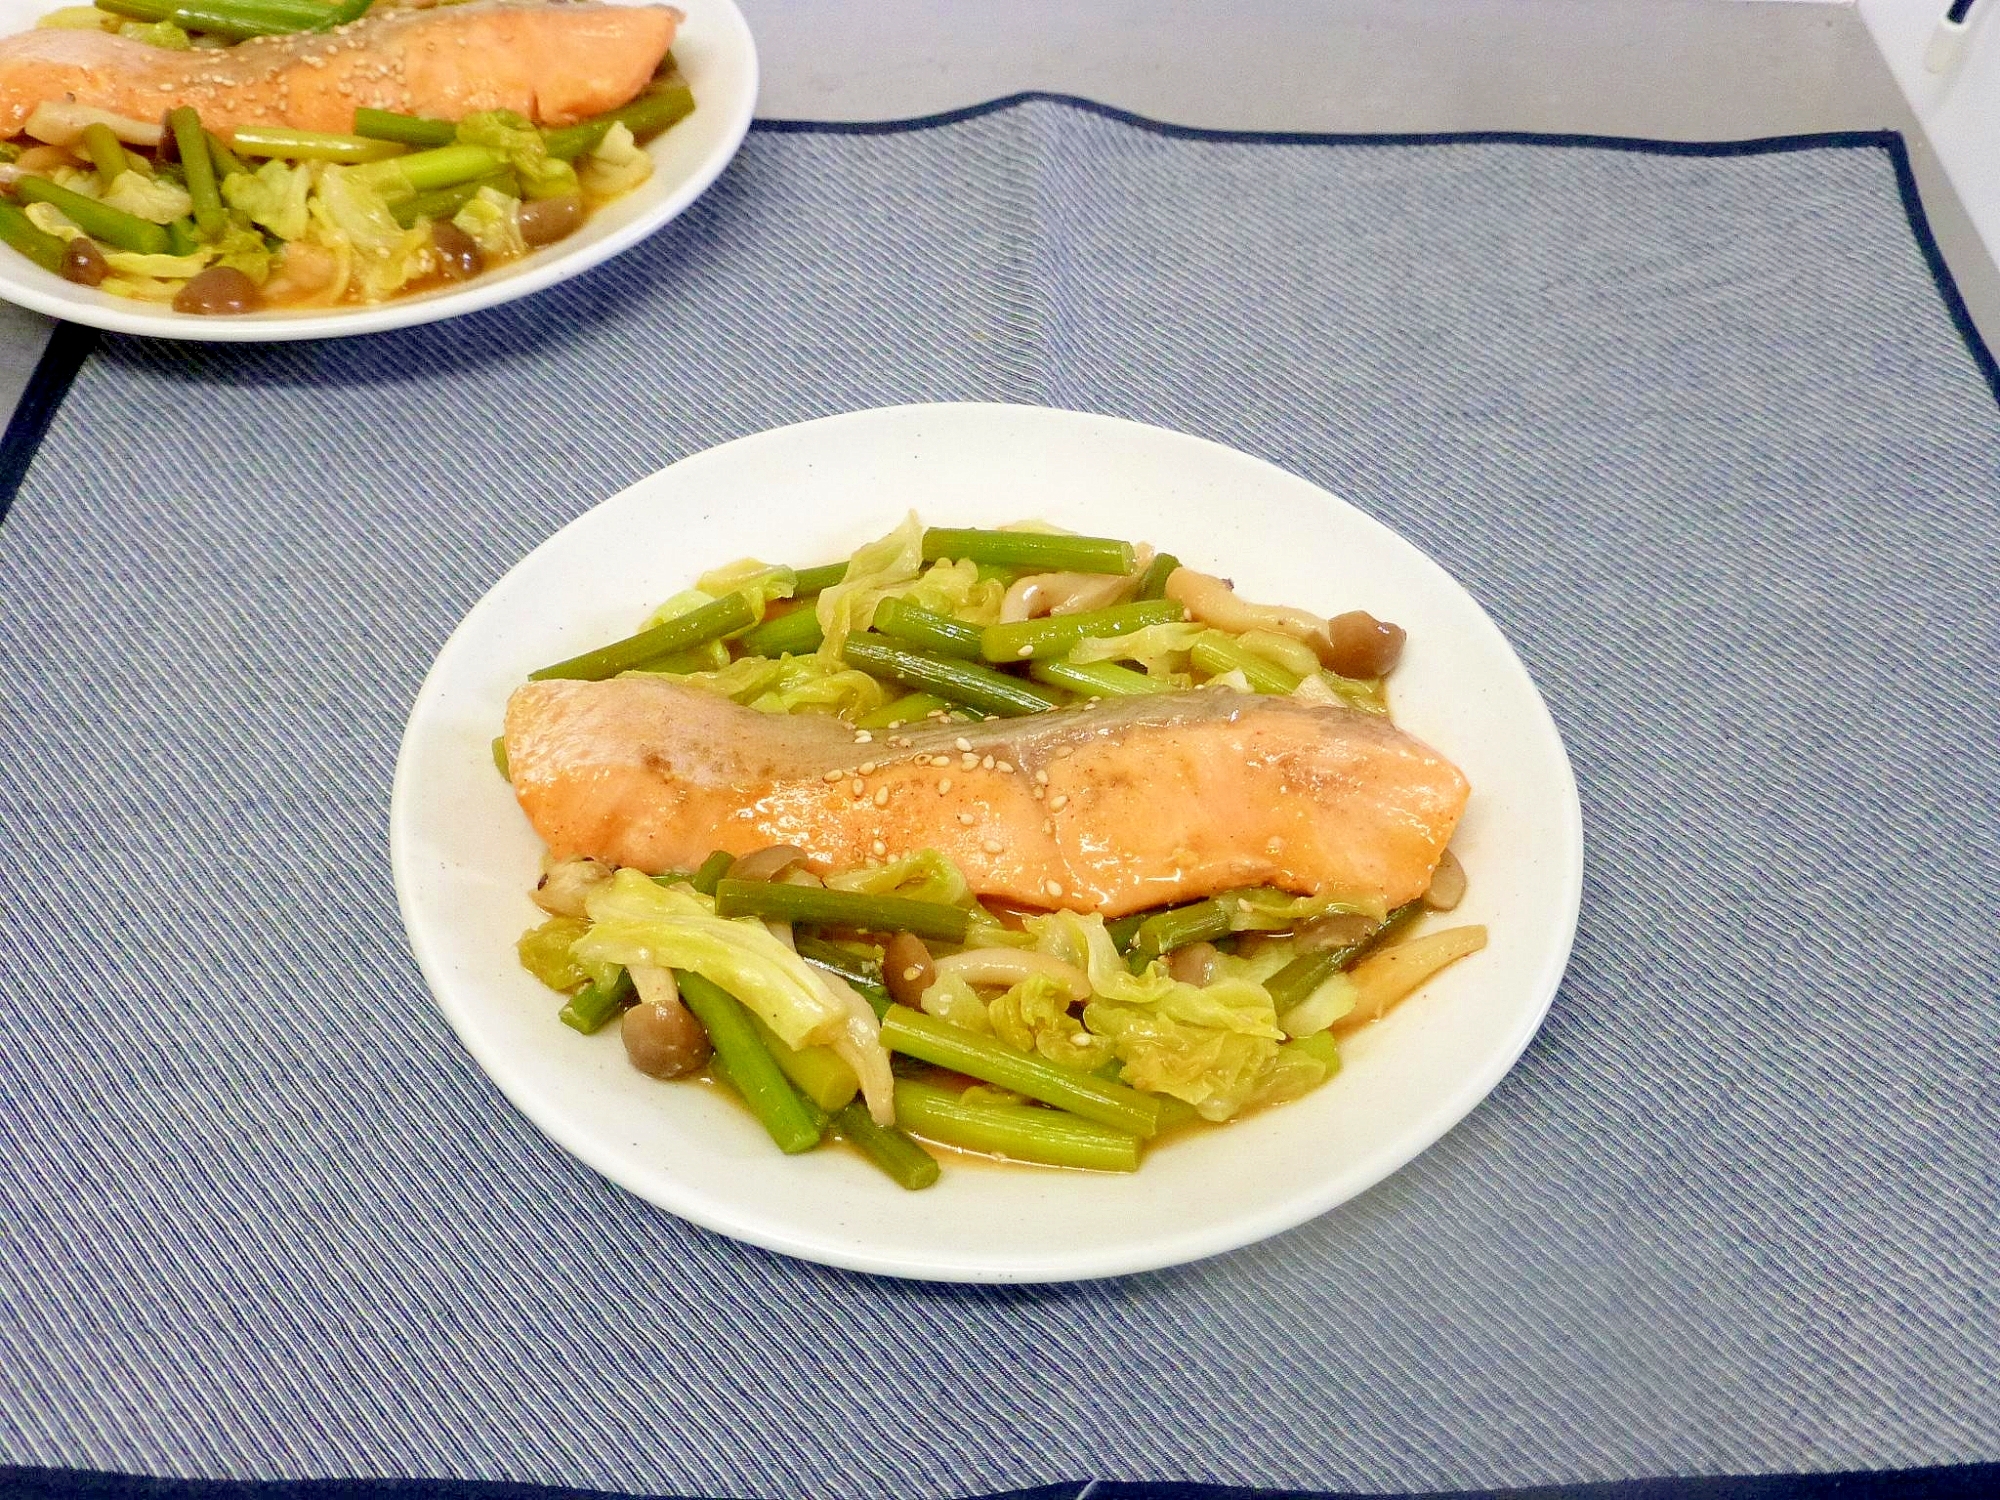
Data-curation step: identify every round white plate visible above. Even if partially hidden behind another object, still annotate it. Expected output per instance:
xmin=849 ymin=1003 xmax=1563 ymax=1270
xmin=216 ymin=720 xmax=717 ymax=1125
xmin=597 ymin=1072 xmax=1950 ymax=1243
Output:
xmin=391 ymin=403 xmax=1584 ymax=1283
xmin=0 ymin=0 xmax=756 ymax=340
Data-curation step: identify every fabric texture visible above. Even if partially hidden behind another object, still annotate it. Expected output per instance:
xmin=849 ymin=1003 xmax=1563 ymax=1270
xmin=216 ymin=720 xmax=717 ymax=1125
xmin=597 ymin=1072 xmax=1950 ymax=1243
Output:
xmin=0 ymin=99 xmax=1994 ymax=1497
xmin=7 ymin=1466 xmax=2000 ymax=1500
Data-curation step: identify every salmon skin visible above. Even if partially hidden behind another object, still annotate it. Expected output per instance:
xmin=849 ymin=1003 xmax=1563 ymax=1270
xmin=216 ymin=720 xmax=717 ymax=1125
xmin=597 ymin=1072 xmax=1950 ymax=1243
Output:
xmin=505 ymin=676 xmax=1472 ymax=918
xmin=0 ymin=2 xmax=682 ymax=139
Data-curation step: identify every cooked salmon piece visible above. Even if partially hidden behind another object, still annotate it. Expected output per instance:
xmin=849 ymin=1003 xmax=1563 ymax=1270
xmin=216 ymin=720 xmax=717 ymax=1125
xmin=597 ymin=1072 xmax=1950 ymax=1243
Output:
xmin=504 ymin=677 xmax=1472 ymax=917
xmin=0 ymin=1 xmax=681 ymax=139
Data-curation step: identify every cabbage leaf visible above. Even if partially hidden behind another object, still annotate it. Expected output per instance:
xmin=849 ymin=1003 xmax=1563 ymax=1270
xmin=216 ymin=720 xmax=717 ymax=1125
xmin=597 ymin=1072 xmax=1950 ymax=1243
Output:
xmin=667 ymin=652 xmax=883 ymax=719
xmin=310 ymin=165 xmax=432 ymax=302
xmin=988 ymin=972 xmax=1114 ymax=1071
xmin=576 ymin=870 xmax=858 ymax=1051
xmin=815 ymin=512 xmax=924 ymax=659
xmin=1068 ymin=620 xmax=1204 ymax=679
xmin=580 ymin=120 xmax=653 ymax=200
xmin=893 ymin=558 xmax=1005 ymax=626
xmin=825 ymin=848 xmax=974 ymax=906
xmin=224 ymin=159 xmax=312 ymax=242
xmin=451 ymin=186 xmax=527 ymax=261
xmin=918 ymin=971 xmax=993 ymax=1033
xmin=119 ymin=19 xmax=190 ymax=47
xmin=695 ymin=559 xmax=795 ymax=622
xmin=101 ymin=171 xmax=192 ymax=225
xmin=575 ymin=871 xmax=894 ymax=1122
xmin=454 ymin=110 xmax=579 ymax=199
xmin=1215 ymin=886 xmax=1386 ymax=931
xmin=517 ymin=916 xmax=592 ymax=992
xmin=1016 ymin=909 xmax=1290 ymax=1119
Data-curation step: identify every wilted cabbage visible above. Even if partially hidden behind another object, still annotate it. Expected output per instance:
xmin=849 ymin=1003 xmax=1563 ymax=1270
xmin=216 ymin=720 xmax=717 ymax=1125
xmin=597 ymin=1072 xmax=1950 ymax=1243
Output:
xmin=580 ymin=121 xmax=654 ymax=199
xmin=100 ymin=248 xmax=208 ymax=279
xmin=451 ymin=186 xmax=528 ymax=262
xmin=1018 ymin=909 xmax=1291 ymax=1120
xmin=892 ymin=558 xmax=1006 ymax=626
xmin=310 ymin=166 xmax=432 ymax=302
xmin=101 ymin=171 xmax=192 ymax=224
xmin=673 ymin=648 xmax=897 ymax=720
xmin=454 ymin=110 xmax=579 ymax=200
xmin=825 ymin=849 xmax=974 ymax=907
xmin=1082 ymin=1000 xmax=1283 ymax=1120
xmin=119 ymin=19 xmax=190 ymax=47
xmin=208 ymin=224 xmax=273 ymax=284
xmin=695 ymin=560 xmax=796 ymax=622
xmin=815 ymin=512 xmax=924 ymax=658
xmin=574 ymin=870 xmax=893 ymax=1121
xmin=224 ymin=160 xmax=312 ymax=241
xmin=988 ymin=972 xmax=1113 ymax=1071
xmin=1069 ymin=620 xmax=1204 ymax=680
xmin=517 ymin=916 xmax=592 ymax=992
xmin=1215 ymin=886 xmax=1385 ymax=932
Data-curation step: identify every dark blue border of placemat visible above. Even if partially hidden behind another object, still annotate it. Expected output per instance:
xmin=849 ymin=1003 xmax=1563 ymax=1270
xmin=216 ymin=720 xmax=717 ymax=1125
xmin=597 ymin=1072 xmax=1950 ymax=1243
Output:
xmin=6 ymin=1466 xmax=2000 ymax=1500
xmin=0 ymin=97 xmax=1995 ymax=535
xmin=0 ymin=315 xmax=93 ymax=528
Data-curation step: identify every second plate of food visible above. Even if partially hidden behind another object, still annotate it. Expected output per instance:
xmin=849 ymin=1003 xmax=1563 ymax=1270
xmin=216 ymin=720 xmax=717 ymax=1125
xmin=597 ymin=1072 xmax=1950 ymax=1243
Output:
xmin=391 ymin=403 xmax=1583 ymax=1283
xmin=0 ymin=0 xmax=756 ymax=338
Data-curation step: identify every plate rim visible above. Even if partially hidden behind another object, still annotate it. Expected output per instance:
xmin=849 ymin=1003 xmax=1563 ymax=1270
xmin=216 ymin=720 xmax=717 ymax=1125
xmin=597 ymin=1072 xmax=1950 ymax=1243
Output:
xmin=0 ymin=0 xmax=758 ymax=342
xmin=389 ymin=400 xmax=1585 ymax=1283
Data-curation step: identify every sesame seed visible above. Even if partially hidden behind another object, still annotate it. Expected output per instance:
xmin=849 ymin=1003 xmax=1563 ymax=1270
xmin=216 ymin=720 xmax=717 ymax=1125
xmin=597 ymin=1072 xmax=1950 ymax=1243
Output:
xmin=961 ymin=752 xmax=979 ymax=769
xmin=1049 ymin=794 xmax=1068 ymax=811
xmin=982 ymin=838 xmax=1004 ymax=854
xmin=873 ymin=786 xmax=889 ymax=806
xmin=996 ymin=760 xmax=1015 ymax=774
xmin=932 ymin=755 xmax=953 ymax=768
xmin=858 ymin=761 xmax=877 ymax=774
xmin=1017 ymin=645 xmax=1033 ymax=658
xmin=981 ymin=755 xmax=995 ymax=770
xmin=1045 ymin=881 xmax=1064 ymax=897
xmin=955 ymin=737 xmax=972 ymax=752
xmin=851 ymin=779 xmax=864 ymax=796
xmin=1035 ymin=769 xmax=1049 ymax=785
xmin=822 ymin=769 xmax=843 ymax=782
xmin=956 ymin=811 xmax=977 ymax=825
xmin=855 ymin=731 xmax=873 ymax=743
xmin=902 ymin=965 xmax=924 ymax=982
xmin=872 ymin=840 xmax=887 ymax=857
xmin=937 ymin=778 xmax=952 ymax=793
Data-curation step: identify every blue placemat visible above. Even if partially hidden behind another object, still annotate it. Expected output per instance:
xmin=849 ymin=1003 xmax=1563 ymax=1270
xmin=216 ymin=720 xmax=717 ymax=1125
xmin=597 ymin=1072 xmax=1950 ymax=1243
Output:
xmin=7 ymin=1468 xmax=2000 ymax=1500
xmin=0 ymin=98 xmax=1994 ymax=1495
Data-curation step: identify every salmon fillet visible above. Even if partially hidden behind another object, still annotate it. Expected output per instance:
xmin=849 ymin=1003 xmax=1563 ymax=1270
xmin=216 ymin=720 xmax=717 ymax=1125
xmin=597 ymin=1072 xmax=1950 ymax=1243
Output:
xmin=504 ymin=677 xmax=1472 ymax=917
xmin=0 ymin=1 xmax=682 ymax=138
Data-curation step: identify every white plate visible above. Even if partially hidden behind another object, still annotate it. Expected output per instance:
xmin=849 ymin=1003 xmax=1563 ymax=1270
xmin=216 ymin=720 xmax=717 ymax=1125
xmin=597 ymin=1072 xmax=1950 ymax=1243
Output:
xmin=390 ymin=403 xmax=1584 ymax=1283
xmin=0 ymin=0 xmax=756 ymax=340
